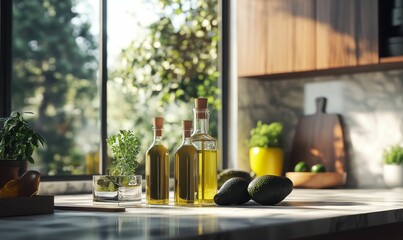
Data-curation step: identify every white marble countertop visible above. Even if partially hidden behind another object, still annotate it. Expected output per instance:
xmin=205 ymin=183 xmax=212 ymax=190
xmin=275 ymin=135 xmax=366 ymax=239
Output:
xmin=2 ymin=189 xmax=403 ymax=240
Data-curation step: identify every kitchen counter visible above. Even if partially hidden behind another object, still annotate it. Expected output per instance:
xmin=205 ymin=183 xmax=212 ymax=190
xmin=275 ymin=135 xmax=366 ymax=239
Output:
xmin=2 ymin=189 xmax=403 ymax=240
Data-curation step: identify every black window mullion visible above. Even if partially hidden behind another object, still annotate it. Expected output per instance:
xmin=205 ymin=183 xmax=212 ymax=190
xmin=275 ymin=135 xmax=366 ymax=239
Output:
xmin=219 ymin=0 xmax=230 ymax=169
xmin=0 ymin=0 xmax=12 ymax=118
xmin=100 ymin=0 xmax=108 ymax=174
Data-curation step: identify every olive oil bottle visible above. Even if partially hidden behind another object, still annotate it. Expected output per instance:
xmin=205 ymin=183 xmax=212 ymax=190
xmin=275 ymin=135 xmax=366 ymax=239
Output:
xmin=146 ymin=117 xmax=170 ymax=205
xmin=191 ymin=98 xmax=217 ymax=205
xmin=174 ymin=120 xmax=198 ymax=206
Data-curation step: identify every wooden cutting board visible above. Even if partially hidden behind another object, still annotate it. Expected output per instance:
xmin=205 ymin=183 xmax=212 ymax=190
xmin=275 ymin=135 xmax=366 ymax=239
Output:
xmin=0 ymin=195 xmax=54 ymax=217
xmin=289 ymin=97 xmax=347 ymax=173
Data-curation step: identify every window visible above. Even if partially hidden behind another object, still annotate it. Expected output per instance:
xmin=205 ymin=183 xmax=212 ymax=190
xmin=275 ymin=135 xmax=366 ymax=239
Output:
xmin=1 ymin=0 xmax=226 ymax=178
xmin=107 ymin=0 xmax=220 ymax=175
xmin=11 ymin=0 xmax=100 ymax=176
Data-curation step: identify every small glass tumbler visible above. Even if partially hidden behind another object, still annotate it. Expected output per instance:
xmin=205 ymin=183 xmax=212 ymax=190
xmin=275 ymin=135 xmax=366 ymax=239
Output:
xmin=93 ymin=175 xmax=142 ymax=203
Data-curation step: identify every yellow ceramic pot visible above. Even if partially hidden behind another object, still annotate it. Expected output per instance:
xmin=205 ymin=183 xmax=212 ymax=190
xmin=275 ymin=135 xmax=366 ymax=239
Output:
xmin=249 ymin=147 xmax=283 ymax=176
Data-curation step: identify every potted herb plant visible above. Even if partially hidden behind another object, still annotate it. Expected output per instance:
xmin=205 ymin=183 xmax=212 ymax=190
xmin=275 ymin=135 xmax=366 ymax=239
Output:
xmin=383 ymin=144 xmax=403 ymax=188
xmin=93 ymin=130 xmax=142 ymax=202
xmin=248 ymin=121 xmax=283 ymax=177
xmin=0 ymin=112 xmax=44 ymax=189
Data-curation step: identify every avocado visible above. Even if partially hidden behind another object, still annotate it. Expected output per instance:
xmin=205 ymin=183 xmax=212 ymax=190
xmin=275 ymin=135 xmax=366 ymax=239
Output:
xmin=248 ymin=175 xmax=293 ymax=205
xmin=217 ymin=169 xmax=252 ymax=189
xmin=214 ymin=177 xmax=251 ymax=205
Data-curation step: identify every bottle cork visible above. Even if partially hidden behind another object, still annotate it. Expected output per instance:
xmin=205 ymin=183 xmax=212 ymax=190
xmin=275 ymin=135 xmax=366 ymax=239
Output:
xmin=182 ymin=120 xmax=193 ymax=137
xmin=153 ymin=117 xmax=164 ymax=136
xmin=194 ymin=98 xmax=208 ymax=119
xmin=194 ymin=98 xmax=208 ymax=110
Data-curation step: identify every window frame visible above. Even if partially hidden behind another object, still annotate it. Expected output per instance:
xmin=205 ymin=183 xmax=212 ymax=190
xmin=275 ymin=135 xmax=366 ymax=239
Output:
xmin=0 ymin=0 xmax=12 ymax=117
xmin=0 ymin=0 xmax=230 ymax=181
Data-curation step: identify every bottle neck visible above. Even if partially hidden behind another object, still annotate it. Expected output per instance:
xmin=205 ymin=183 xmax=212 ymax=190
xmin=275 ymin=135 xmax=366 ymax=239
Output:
xmin=182 ymin=130 xmax=192 ymax=144
xmin=193 ymin=108 xmax=209 ymax=134
xmin=153 ymin=129 xmax=164 ymax=145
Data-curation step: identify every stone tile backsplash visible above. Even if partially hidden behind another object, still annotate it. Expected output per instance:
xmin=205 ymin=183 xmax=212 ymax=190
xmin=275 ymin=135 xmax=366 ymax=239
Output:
xmin=238 ymin=70 xmax=403 ymax=188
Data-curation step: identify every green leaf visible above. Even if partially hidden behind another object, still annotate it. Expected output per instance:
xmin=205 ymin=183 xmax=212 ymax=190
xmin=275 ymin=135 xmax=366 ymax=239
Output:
xmin=248 ymin=121 xmax=283 ymax=148
xmin=107 ymin=130 xmax=141 ymax=175
xmin=384 ymin=145 xmax=403 ymax=165
xmin=0 ymin=112 xmax=44 ymax=162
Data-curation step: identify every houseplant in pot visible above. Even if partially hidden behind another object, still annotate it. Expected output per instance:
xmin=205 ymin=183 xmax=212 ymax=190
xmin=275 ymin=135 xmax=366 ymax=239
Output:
xmin=0 ymin=112 xmax=44 ymax=197
xmin=383 ymin=144 xmax=403 ymax=188
xmin=93 ymin=130 xmax=142 ymax=202
xmin=248 ymin=121 xmax=283 ymax=176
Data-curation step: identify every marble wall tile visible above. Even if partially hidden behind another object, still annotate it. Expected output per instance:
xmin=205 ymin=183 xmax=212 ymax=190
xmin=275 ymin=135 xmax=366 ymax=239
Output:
xmin=238 ymin=70 xmax=403 ymax=188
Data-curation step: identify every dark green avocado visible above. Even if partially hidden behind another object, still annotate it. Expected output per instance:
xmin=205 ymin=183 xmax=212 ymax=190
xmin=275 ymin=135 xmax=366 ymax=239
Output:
xmin=217 ymin=169 xmax=252 ymax=189
xmin=214 ymin=177 xmax=251 ymax=205
xmin=247 ymin=175 xmax=293 ymax=205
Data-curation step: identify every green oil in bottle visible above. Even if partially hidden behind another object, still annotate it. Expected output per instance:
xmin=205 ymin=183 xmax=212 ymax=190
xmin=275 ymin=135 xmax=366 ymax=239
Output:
xmin=146 ymin=117 xmax=170 ymax=205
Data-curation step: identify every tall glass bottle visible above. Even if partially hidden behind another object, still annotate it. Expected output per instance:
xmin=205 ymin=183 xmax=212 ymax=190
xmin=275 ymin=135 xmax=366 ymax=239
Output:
xmin=146 ymin=117 xmax=170 ymax=205
xmin=191 ymin=98 xmax=217 ymax=205
xmin=174 ymin=120 xmax=198 ymax=206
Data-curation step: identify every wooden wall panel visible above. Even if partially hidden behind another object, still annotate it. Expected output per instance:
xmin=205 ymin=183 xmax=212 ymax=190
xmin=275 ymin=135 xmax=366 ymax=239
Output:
xmin=237 ymin=0 xmax=267 ymax=77
xmin=357 ymin=0 xmax=379 ymax=65
xmin=316 ymin=0 xmax=357 ymax=69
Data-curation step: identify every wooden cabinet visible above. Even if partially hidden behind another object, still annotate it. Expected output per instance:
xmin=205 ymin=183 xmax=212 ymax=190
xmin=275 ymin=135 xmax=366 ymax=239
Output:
xmin=237 ymin=0 xmax=381 ymax=77
xmin=356 ymin=0 xmax=378 ymax=65
xmin=267 ymin=0 xmax=315 ymax=73
xmin=237 ymin=0 xmax=267 ymax=76
xmin=237 ymin=0 xmax=315 ymax=76
xmin=316 ymin=0 xmax=357 ymax=69
xmin=316 ymin=0 xmax=379 ymax=69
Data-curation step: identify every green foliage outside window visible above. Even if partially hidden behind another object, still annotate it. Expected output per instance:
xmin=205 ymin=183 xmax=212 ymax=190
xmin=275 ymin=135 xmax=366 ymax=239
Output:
xmin=115 ymin=0 xmax=220 ymax=114
xmin=12 ymin=0 xmax=98 ymax=175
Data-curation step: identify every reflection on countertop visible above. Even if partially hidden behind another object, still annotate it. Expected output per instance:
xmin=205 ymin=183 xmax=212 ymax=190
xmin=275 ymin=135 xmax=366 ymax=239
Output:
xmin=2 ymin=189 xmax=403 ymax=240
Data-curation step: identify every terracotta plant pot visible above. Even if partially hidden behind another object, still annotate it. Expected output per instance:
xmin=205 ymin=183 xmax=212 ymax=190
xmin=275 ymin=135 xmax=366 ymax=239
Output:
xmin=0 ymin=160 xmax=28 ymax=189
